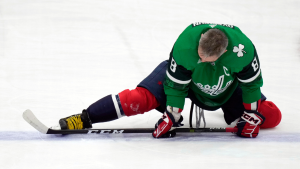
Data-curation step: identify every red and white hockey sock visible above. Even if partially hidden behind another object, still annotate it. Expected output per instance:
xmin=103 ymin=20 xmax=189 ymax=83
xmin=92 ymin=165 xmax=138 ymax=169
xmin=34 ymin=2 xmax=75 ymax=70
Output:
xmin=118 ymin=87 xmax=160 ymax=116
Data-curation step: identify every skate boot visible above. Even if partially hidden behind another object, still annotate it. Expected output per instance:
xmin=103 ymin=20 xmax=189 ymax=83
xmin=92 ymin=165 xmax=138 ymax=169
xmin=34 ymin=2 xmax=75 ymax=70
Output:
xmin=59 ymin=110 xmax=92 ymax=130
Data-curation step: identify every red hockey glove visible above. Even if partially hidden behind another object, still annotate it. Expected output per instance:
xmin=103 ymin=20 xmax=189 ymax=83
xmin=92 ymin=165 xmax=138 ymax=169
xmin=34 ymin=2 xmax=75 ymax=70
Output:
xmin=152 ymin=107 xmax=183 ymax=138
xmin=236 ymin=110 xmax=265 ymax=138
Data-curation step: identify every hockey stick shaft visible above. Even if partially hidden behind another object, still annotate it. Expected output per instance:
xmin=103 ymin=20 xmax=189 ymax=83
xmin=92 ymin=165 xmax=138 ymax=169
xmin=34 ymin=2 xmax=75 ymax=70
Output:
xmin=23 ymin=109 xmax=237 ymax=134
xmin=46 ymin=127 xmax=237 ymax=134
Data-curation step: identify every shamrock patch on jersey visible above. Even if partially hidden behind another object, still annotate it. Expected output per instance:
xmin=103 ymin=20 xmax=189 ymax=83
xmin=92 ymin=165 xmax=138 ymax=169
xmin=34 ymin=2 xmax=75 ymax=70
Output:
xmin=233 ymin=44 xmax=246 ymax=57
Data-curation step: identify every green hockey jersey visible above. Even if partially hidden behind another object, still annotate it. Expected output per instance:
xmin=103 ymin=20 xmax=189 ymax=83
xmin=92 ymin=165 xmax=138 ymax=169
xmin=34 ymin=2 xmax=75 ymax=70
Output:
xmin=164 ymin=22 xmax=263 ymax=110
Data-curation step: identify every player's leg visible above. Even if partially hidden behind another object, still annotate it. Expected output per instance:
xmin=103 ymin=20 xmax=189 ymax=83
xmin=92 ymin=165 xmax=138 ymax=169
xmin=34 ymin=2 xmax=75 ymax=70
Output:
xmin=221 ymin=87 xmax=246 ymax=125
xmin=221 ymin=87 xmax=281 ymax=128
xmin=58 ymin=61 xmax=168 ymax=130
xmin=59 ymin=89 xmax=160 ymax=130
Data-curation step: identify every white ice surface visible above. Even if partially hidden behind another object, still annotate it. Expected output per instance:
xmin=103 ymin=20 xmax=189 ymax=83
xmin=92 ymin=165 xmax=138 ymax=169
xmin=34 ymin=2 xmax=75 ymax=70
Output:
xmin=1 ymin=0 xmax=300 ymax=168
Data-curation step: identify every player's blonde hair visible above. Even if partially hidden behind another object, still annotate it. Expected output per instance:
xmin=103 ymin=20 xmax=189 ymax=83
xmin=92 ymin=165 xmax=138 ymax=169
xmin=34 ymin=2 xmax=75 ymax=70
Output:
xmin=199 ymin=29 xmax=228 ymax=57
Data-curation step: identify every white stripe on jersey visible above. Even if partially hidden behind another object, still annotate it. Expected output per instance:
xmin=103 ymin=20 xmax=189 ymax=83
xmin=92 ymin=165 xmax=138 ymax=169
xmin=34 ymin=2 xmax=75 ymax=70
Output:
xmin=237 ymin=68 xmax=261 ymax=83
xmin=166 ymin=70 xmax=191 ymax=84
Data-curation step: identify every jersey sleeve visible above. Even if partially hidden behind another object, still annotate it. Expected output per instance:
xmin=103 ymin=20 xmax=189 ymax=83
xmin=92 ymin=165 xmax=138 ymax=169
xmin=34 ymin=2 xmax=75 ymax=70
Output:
xmin=236 ymin=46 xmax=263 ymax=108
xmin=163 ymin=49 xmax=192 ymax=109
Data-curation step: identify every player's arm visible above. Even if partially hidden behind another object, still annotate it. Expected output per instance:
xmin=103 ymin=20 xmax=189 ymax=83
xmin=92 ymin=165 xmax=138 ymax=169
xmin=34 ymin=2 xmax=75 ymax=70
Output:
xmin=235 ymin=46 xmax=265 ymax=138
xmin=163 ymin=49 xmax=192 ymax=109
xmin=152 ymin=49 xmax=192 ymax=138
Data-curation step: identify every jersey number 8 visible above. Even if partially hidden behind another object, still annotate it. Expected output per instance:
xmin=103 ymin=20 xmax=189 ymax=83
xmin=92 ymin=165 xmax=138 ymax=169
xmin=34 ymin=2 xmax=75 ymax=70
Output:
xmin=170 ymin=58 xmax=177 ymax=73
xmin=251 ymin=57 xmax=259 ymax=72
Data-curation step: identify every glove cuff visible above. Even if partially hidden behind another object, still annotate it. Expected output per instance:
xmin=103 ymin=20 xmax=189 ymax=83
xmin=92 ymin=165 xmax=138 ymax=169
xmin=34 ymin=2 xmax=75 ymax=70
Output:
xmin=167 ymin=106 xmax=182 ymax=122
xmin=243 ymin=99 xmax=261 ymax=111
xmin=164 ymin=110 xmax=184 ymax=127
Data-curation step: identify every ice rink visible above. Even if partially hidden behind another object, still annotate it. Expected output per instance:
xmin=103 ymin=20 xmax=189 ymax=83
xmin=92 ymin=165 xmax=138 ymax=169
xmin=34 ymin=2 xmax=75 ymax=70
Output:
xmin=1 ymin=0 xmax=300 ymax=168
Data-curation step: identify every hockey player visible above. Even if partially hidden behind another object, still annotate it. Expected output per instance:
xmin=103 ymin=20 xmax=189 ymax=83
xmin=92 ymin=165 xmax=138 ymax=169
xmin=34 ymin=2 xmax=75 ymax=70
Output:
xmin=57 ymin=22 xmax=281 ymax=138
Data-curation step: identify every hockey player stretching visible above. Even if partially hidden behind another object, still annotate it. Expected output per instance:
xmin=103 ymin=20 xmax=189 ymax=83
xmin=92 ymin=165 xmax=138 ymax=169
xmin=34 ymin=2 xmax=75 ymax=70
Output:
xmin=57 ymin=23 xmax=281 ymax=138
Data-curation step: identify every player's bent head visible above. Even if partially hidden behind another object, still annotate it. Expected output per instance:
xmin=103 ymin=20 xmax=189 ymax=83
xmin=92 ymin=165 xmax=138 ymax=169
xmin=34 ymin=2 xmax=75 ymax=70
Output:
xmin=198 ymin=29 xmax=228 ymax=58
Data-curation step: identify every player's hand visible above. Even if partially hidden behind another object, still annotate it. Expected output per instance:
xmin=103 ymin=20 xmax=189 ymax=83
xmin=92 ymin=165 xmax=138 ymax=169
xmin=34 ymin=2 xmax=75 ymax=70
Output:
xmin=152 ymin=107 xmax=183 ymax=138
xmin=235 ymin=110 xmax=265 ymax=138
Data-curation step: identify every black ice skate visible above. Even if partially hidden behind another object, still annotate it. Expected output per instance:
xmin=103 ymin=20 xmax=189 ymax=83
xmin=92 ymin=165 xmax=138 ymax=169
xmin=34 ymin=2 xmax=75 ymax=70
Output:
xmin=59 ymin=110 xmax=92 ymax=130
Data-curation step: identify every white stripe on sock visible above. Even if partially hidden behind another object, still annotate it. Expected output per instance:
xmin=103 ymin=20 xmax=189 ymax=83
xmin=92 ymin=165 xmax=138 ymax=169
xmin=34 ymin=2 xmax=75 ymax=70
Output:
xmin=111 ymin=94 xmax=123 ymax=118
xmin=251 ymin=102 xmax=257 ymax=110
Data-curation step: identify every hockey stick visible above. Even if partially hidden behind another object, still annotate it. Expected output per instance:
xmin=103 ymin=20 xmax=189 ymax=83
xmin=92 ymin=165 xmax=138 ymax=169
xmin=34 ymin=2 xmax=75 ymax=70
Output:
xmin=23 ymin=109 xmax=237 ymax=134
